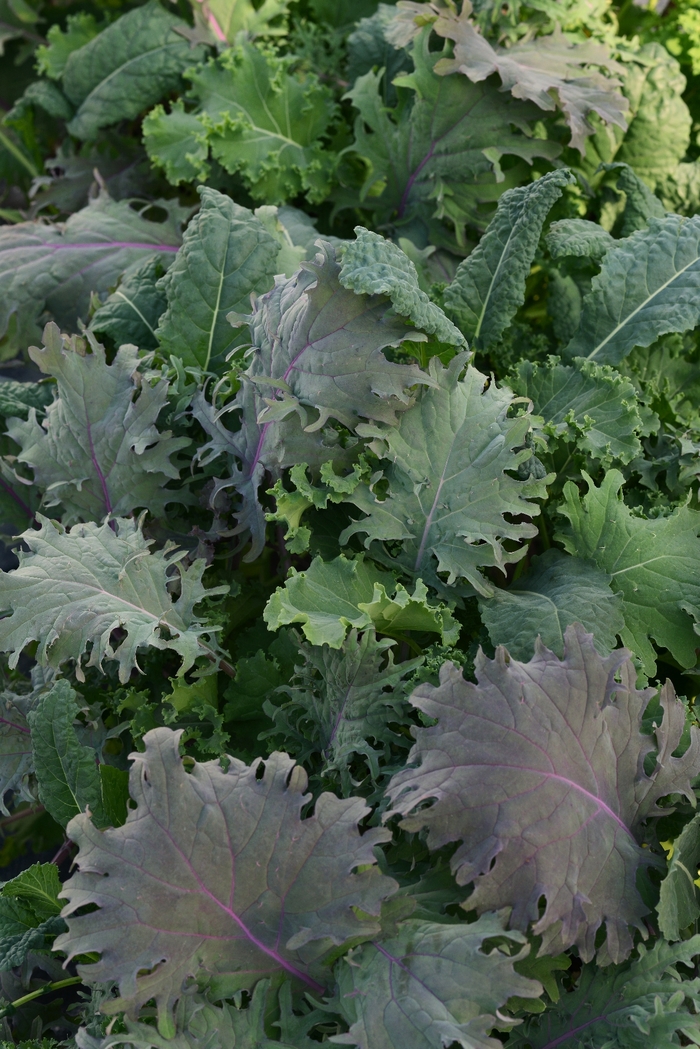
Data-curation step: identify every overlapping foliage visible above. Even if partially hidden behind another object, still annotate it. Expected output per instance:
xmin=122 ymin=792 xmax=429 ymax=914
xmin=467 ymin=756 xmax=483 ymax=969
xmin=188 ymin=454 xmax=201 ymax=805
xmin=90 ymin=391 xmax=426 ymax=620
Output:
xmin=1 ymin=0 xmax=700 ymax=1046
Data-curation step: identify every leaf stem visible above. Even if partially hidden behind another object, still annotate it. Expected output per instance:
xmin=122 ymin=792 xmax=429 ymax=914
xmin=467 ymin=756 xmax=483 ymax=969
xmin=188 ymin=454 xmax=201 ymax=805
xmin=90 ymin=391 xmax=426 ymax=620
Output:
xmin=0 ymin=977 xmax=83 ymax=1018
xmin=0 ymin=127 xmax=39 ymax=178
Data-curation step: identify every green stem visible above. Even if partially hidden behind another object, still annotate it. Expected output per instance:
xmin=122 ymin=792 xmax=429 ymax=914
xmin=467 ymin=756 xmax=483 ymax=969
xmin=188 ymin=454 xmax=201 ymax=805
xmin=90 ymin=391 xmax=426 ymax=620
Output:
xmin=539 ymin=513 xmax=551 ymax=551
xmin=0 ymin=977 xmax=83 ymax=1018
xmin=0 ymin=127 xmax=38 ymax=179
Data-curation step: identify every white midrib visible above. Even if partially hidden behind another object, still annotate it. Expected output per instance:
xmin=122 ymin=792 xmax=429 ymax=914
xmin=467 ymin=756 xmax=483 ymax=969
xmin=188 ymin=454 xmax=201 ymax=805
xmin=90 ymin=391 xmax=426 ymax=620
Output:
xmin=586 ymin=251 xmax=700 ymax=361
xmin=114 ymin=290 xmax=157 ymax=337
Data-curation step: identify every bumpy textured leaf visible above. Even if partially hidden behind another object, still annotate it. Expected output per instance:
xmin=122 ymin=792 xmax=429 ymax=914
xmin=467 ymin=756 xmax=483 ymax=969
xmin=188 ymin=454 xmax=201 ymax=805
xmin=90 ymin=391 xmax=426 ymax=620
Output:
xmin=345 ymin=29 xmax=560 ymax=249
xmin=146 ymin=45 xmax=337 ymax=205
xmin=56 ymin=727 xmax=397 ymax=1029
xmin=511 ymin=357 xmax=645 ymax=463
xmin=90 ymin=255 xmax=167 ymax=352
xmin=602 ymin=44 xmax=692 ymax=192
xmin=265 ymin=629 xmax=421 ymax=795
xmin=545 ymin=218 xmax=614 ymax=260
xmin=2 ymin=861 xmax=63 ymax=919
xmin=0 ymin=515 xmax=227 ymax=684
xmin=338 ymin=228 xmax=465 ymax=348
xmin=557 ymin=469 xmax=700 ymax=673
xmin=657 ymin=811 xmax=700 ymax=941
xmin=264 ymin=555 xmax=459 ymax=648
xmin=341 ymin=356 xmax=549 ymax=596
xmin=156 ymin=187 xmax=281 ymax=370
xmin=28 ymin=680 xmax=103 ymax=828
xmin=479 ymin=549 xmax=623 ymax=660
xmin=387 ymin=625 xmax=700 ymax=963
xmin=443 ymin=170 xmax=574 ymax=347
xmin=142 ymin=100 xmax=211 ymax=186
xmin=565 ymin=215 xmax=700 ymax=365
xmin=333 ymin=914 xmax=543 ymax=1049
xmin=62 ymin=2 xmax=206 ymax=139
xmin=7 ymin=324 xmax=189 ymax=523
xmin=510 ymin=935 xmax=700 ymax=1048
xmin=601 ymin=161 xmax=667 ymax=237
xmin=0 ymin=694 xmax=33 ymax=816
xmin=239 ymin=240 xmax=433 ymax=431
xmin=0 ymin=193 xmax=183 ymax=349
xmin=434 ymin=11 xmax=628 ymax=153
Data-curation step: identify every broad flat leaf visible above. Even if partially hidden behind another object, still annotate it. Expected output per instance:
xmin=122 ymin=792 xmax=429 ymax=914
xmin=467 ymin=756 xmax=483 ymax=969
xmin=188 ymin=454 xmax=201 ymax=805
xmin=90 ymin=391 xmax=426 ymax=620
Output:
xmin=657 ymin=811 xmax=700 ymax=941
xmin=90 ymin=255 xmax=168 ymax=351
xmin=479 ymin=549 xmax=623 ymax=660
xmin=345 ymin=29 xmax=560 ymax=250
xmin=341 ymin=356 xmax=550 ymax=596
xmin=511 ymin=356 xmax=645 ymax=463
xmin=333 ymin=914 xmax=543 ymax=1049
xmin=338 ymin=228 xmax=465 ymax=348
xmin=156 ymin=187 xmax=281 ymax=370
xmin=443 ymin=170 xmax=574 ymax=348
xmin=565 ymin=215 xmax=700 ymax=365
xmin=146 ymin=45 xmax=337 ymax=205
xmin=0 ymin=192 xmax=183 ymax=350
xmin=7 ymin=324 xmax=190 ymax=524
xmin=192 ymin=381 xmax=338 ymax=561
xmin=62 ymin=2 xmax=206 ymax=140
xmin=346 ymin=5 xmax=413 ymax=100
xmin=0 ymin=515 xmax=228 ymax=684
xmin=387 ymin=624 xmax=700 ymax=963
xmin=28 ymin=680 xmax=103 ymax=828
xmin=238 ymin=240 xmax=433 ymax=431
xmin=96 ymin=980 xmax=322 ymax=1049
xmin=264 ymin=555 xmax=458 ymax=648
xmin=557 ymin=469 xmax=700 ymax=673
xmin=56 ymin=727 xmax=397 ymax=1030
xmin=433 ymin=11 xmax=628 ymax=153
xmin=601 ymin=161 xmax=666 ymax=237
xmin=545 ymin=218 xmax=614 ymax=260
xmin=509 ymin=935 xmax=700 ymax=1048
xmin=224 ymin=649 xmax=285 ymax=722
xmin=264 ymin=629 xmax=422 ymax=796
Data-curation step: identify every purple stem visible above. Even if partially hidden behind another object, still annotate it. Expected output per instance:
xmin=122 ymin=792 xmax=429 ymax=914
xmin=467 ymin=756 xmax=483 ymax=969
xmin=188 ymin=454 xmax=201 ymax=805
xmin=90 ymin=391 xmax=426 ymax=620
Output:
xmin=84 ymin=414 xmax=113 ymax=521
xmin=0 ymin=474 xmax=34 ymax=523
xmin=0 ymin=715 xmax=30 ymax=735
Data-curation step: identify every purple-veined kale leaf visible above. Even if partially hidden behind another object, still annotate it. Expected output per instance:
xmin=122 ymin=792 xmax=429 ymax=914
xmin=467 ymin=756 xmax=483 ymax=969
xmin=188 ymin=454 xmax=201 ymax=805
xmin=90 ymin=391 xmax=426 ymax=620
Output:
xmin=56 ymin=727 xmax=397 ymax=1033
xmin=7 ymin=323 xmax=190 ymax=523
xmin=387 ymin=624 xmax=700 ymax=963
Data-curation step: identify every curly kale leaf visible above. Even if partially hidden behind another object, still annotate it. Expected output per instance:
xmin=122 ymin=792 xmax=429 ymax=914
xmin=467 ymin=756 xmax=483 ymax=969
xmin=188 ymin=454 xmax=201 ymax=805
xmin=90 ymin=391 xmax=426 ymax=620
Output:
xmin=387 ymin=624 xmax=700 ymax=963
xmin=509 ymin=935 xmax=700 ymax=1048
xmin=263 ymin=628 xmax=421 ymax=797
xmin=557 ymin=469 xmax=700 ymax=673
xmin=0 ymin=516 xmax=227 ymax=683
xmin=145 ymin=43 xmax=337 ymax=204
xmin=344 ymin=28 xmax=560 ymax=249
xmin=7 ymin=323 xmax=189 ymax=523
xmin=341 ymin=356 xmax=550 ymax=596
